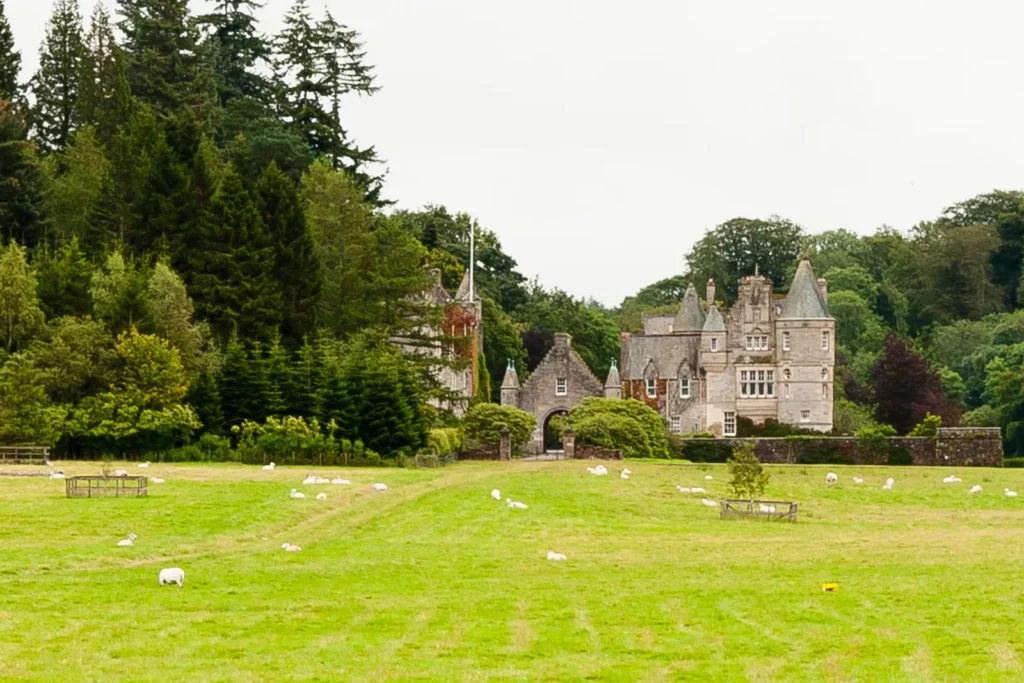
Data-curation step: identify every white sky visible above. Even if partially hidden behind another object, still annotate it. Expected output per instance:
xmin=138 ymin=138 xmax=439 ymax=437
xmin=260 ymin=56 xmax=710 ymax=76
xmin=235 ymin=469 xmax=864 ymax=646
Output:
xmin=11 ymin=1 xmax=1024 ymax=305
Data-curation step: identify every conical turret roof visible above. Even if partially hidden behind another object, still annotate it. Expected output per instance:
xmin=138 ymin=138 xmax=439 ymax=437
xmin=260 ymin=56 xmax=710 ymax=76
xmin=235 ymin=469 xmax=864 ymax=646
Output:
xmin=605 ymin=360 xmax=621 ymax=388
xmin=501 ymin=360 xmax=520 ymax=389
xmin=702 ymin=304 xmax=726 ymax=332
xmin=780 ymin=257 xmax=830 ymax=319
xmin=672 ymin=283 xmax=706 ymax=333
xmin=455 ymin=270 xmax=479 ymax=302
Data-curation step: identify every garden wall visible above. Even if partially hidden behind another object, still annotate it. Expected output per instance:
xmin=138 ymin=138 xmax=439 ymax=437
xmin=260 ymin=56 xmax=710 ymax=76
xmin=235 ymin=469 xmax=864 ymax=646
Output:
xmin=677 ymin=428 xmax=1002 ymax=467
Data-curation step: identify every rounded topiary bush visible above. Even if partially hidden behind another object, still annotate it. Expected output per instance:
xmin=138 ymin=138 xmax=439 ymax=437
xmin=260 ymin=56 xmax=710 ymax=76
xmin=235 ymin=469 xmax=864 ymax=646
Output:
xmin=462 ymin=404 xmax=536 ymax=451
xmin=566 ymin=397 xmax=670 ymax=459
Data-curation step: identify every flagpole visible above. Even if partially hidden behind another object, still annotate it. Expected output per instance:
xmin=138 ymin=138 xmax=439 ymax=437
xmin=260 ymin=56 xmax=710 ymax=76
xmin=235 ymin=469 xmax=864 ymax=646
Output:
xmin=468 ymin=222 xmax=475 ymax=302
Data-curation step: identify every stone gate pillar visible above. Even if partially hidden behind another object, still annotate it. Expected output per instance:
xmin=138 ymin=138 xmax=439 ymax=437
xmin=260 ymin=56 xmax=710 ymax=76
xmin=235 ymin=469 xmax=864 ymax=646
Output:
xmin=563 ymin=428 xmax=575 ymax=459
xmin=499 ymin=428 xmax=511 ymax=461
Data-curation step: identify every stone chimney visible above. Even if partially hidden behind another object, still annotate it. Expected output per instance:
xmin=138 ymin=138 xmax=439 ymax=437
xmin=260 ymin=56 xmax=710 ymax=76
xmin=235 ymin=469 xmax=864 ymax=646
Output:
xmin=553 ymin=332 xmax=572 ymax=349
xmin=817 ymin=278 xmax=828 ymax=304
xmin=706 ymin=278 xmax=716 ymax=310
xmin=429 ymin=268 xmax=442 ymax=285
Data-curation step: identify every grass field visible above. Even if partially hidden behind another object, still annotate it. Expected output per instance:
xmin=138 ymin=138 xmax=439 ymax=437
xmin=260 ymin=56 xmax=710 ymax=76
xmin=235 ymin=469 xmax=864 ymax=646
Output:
xmin=2 ymin=460 xmax=1024 ymax=682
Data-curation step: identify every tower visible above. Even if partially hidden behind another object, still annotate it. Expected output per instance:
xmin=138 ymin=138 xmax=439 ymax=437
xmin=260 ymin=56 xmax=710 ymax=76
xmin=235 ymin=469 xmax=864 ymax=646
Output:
xmin=500 ymin=360 xmax=520 ymax=407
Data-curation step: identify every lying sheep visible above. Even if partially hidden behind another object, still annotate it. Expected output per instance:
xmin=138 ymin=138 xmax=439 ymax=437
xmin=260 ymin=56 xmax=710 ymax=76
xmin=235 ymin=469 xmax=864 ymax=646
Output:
xmin=158 ymin=568 xmax=185 ymax=588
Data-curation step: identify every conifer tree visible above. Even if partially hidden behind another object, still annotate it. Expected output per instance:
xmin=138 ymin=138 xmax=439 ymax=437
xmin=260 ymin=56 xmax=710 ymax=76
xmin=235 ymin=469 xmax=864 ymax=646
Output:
xmin=255 ymin=161 xmax=320 ymax=347
xmin=78 ymin=4 xmax=133 ymax=146
xmin=0 ymin=100 xmax=47 ymax=248
xmin=198 ymin=0 xmax=272 ymax=109
xmin=187 ymin=370 xmax=223 ymax=435
xmin=0 ymin=0 xmax=22 ymax=102
xmin=291 ymin=336 xmax=317 ymax=418
xmin=45 ymin=126 xmax=113 ymax=247
xmin=246 ymin=342 xmax=275 ymax=422
xmin=33 ymin=237 xmax=93 ymax=319
xmin=262 ymin=335 xmax=293 ymax=416
xmin=30 ymin=0 xmax=86 ymax=154
xmin=0 ymin=242 xmax=45 ymax=352
xmin=219 ymin=333 xmax=252 ymax=431
xmin=188 ymin=165 xmax=283 ymax=342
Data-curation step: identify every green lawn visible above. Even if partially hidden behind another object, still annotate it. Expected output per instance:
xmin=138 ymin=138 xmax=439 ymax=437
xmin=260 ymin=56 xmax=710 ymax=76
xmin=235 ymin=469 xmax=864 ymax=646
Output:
xmin=2 ymin=460 xmax=1024 ymax=682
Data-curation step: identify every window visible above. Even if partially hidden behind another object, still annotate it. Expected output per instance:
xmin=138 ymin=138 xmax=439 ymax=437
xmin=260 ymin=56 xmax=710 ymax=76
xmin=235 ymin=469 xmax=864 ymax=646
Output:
xmin=782 ymin=331 xmax=790 ymax=351
xmin=740 ymin=370 xmax=774 ymax=398
xmin=646 ymin=378 xmax=656 ymax=397
xmin=745 ymin=336 xmax=753 ymax=351
xmin=785 ymin=383 xmax=790 ymax=398
xmin=724 ymin=412 xmax=736 ymax=436
xmin=670 ymin=416 xmax=681 ymax=434
xmin=783 ymin=368 xmax=791 ymax=380
xmin=801 ymin=410 xmax=810 ymax=422
xmin=745 ymin=335 xmax=769 ymax=351
xmin=711 ymin=337 xmax=718 ymax=352
xmin=822 ymin=383 xmax=828 ymax=399
xmin=822 ymin=331 xmax=830 ymax=351
xmin=556 ymin=378 xmax=567 ymax=396
xmin=680 ymin=378 xmax=690 ymax=398
xmin=821 ymin=368 xmax=829 ymax=380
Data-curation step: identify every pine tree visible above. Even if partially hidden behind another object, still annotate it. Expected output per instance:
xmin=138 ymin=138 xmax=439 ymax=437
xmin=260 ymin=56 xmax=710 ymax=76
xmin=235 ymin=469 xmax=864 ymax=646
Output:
xmin=291 ymin=336 xmax=317 ymax=418
xmin=246 ymin=342 xmax=275 ymax=422
xmin=187 ymin=369 xmax=224 ymax=434
xmin=78 ymin=4 xmax=133 ymax=146
xmin=263 ymin=335 xmax=293 ymax=416
xmin=188 ymin=165 xmax=283 ymax=342
xmin=0 ymin=241 xmax=45 ymax=352
xmin=33 ymin=237 xmax=93 ymax=319
xmin=30 ymin=0 xmax=86 ymax=154
xmin=255 ymin=161 xmax=320 ymax=347
xmin=219 ymin=333 xmax=252 ymax=430
xmin=44 ymin=125 xmax=113 ymax=247
xmin=0 ymin=0 xmax=22 ymax=102
xmin=198 ymin=0 xmax=273 ymax=109
xmin=0 ymin=100 xmax=47 ymax=248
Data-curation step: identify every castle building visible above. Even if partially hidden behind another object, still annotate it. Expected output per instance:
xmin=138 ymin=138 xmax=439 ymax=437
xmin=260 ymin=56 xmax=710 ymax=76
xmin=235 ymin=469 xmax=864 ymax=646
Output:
xmin=618 ymin=256 xmax=835 ymax=436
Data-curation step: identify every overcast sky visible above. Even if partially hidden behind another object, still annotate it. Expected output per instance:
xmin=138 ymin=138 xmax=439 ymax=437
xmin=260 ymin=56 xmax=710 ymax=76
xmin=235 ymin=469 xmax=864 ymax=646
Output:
xmin=10 ymin=1 xmax=1024 ymax=305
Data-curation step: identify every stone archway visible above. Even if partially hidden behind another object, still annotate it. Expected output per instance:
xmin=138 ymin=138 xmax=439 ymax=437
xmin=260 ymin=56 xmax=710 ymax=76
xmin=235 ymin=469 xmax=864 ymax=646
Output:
xmin=543 ymin=409 xmax=569 ymax=452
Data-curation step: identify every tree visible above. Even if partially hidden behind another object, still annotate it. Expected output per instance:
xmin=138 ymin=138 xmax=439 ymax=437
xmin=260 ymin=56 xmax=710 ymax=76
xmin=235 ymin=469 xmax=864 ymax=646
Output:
xmin=0 ymin=242 xmax=45 ymax=352
xmin=728 ymin=444 xmax=770 ymax=500
xmin=827 ymin=290 xmax=885 ymax=357
xmin=481 ymin=294 xmax=527 ymax=401
xmin=43 ymin=126 xmax=116 ymax=249
xmin=145 ymin=261 xmax=214 ymax=381
xmin=462 ymin=403 xmax=535 ymax=451
xmin=822 ymin=266 xmax=878 ymax=308
xmin=30 ymin=0 xmax=86 ymax=154
xmin=77 ymin=4 xmax=133 ymax=145
xmin=33 ymin=237 xmax=92 ymax=319
xmin=0 ymin=100 xmax=47 ymax=248
xmin=0 ymin=354 xmax=66 ymax=445
xmin=567 ymin=397 xmax=671 ymax=459
xmin=186 ymin=369 xmax=223 ymax=435
xmin=254 ymin=161 xmax=319 ymax=346
xmin=912 ymin=224 xmax=1004 ymax=324
xmin=218 ymin=333 xmax=254 ymax=430
xmin=198 ymin=0 xmax=272 ymax=109
xmin=30 ymin=315 xmax=117 ymax=404
xmin=908 ymin=413 xmax=942 ymax=437
xmin=872 ymin=333 xmax=961 ymax=434
xmin=0 ymin=0 xmax=21 ymax=101
xmin=90 ymin=251 xmax=149 ymax=333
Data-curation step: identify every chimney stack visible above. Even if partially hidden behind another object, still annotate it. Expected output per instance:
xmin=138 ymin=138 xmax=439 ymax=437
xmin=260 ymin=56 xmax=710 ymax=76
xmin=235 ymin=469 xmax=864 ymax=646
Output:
xmin=817 ymin=278 xmax=828 ymax=303
xmin=706 ymin=279 xmax=716 ymax=310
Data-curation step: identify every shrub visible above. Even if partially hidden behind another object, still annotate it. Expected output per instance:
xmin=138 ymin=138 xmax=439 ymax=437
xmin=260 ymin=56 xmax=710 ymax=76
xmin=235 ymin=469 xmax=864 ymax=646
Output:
xmin=728 ymin=444 xmax=769 ymax=499
xmin=462 ymin=404 xmax=535 ymax=451
xmin=887 ymin=446 xmax=913 ymax=466
xmin=908 ymin=413 xmax=942 ymax=437
xmin=737 ymin=417 xmax=818 ymax=438
xmin=962 ymin=405 xmax=1000 ymax=428
xmin=856 ymin=424 xmax=897 ymax=464
xmin=1005 ymin=457 xmax=1024 ymax=468
xmin=794 ymin=440 xmax=852 ymax=465
xmin=567 ymin=397 xmax=670 ymax=459
xmin=196 ymin=433 xmax=232 ymax=461
xmin=427 ymin=428 xmax=464 ymax=456
xmin=682 ymin=440 xmax=734 ymax=463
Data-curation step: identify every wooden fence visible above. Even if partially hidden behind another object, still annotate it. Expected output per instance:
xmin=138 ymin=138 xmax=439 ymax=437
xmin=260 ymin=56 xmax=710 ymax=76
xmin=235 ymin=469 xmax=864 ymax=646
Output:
xmin=719 ymin=499 xmax=798 ymax=522
xmin=66 ymin=476 xmax=148 ymax=498
xmin=0 ymin=446 xmax=50 ymax=465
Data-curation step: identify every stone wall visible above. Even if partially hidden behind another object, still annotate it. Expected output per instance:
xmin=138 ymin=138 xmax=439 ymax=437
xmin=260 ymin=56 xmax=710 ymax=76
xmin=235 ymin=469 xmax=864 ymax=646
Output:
xmin=677 ymin=430 xmax=1003 ymax=467
xmin=459 ymin=445 xmax=500 ymax=461
xmin=572 ymin=446 xmax=623 ymax=460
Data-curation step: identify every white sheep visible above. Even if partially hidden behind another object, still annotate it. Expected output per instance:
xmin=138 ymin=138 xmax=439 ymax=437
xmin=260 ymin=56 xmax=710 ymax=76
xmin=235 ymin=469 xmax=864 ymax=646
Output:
xmin=262 ymin=462 xmax=276 ymax=471
xmin=546 ymin=551 xmax=567 ymax=561
xmin=314 ymin=476 xmax=329 ymax=485
xmin=620 ymin=471 xmax=630 ymax=480
xmin=281 ymin=543 xmax=301 ymax=552
xmin=138 ymin=461 xmax=150 ymax=468
xmin=622 ymin=468 xmax=632 ymax=475
xmin=704 ymin=475 xmax=713 ymax=481
xmin=150 ymin=477 xmax=165 ymax=484
xmin=302 ymin=474 xmax=317 ymax=485
xmin=373 ymin=483 xmax=388 ymax=492
xmin=506 ymin=498 xmax=528 ymax=509
xmin=1006 ymin=488 xmax=1018 ymax=498
xmin=49 ymin=470 xmax=65 ymax=480
xmin=676 ymin=486 xmax=691 ymax=493
xmin=113 ymin=469 xmax=128 ymax=477
xmin=852 ymin=477 xmax=864 ymax=484
xmin=969 ymin=485 xmax=983 ymax=494
xmin=701 ymin=499 xmax=719 ymax=508
xmin=690 ymin=487 xmax=706 ymax=494
xmin=290 ymin=488 xmax=305 ymax=499
xmin=117 ymin=533 xmax=137 ymax=547
xmin=158 ymin=568 xmax=185 ymax=588
xmin=826 ymin=472 xmax=838 ymax=486
xmin=315 ymin=492 xmax=327 ymax=500
xmin=491 ymin=489 xmax=501 ymax=501
xmin=587 ymin=465 xmax=608 ymax=475
xmin=758 ymin=503 xmax=777 ymax=513
xmin=943 ymin=475 xmax=962 ymax=484
xmin=332 ymin=477 xmax=349 ymax=485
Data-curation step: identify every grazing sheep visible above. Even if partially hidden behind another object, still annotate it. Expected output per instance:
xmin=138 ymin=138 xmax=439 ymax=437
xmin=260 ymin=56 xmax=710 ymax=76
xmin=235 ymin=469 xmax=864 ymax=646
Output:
xmin=620 ymin=471 xmax=630 ymax=480
xmin=587 ymin=465 xmax=608 ymax=475
xmin=314 ymin=477 xmax=329 ymax=485
xmin=943 ymin=475 xmax=962 ymax=484
xmin=49 ymin=470 xmax=65 ymax=480
xmin=826 ymin=472 xmax=838 ymax=486
xmin=332 ymin=477 xmax=350 ymax=485
xmin=546 ymin=551 xmax=567 ymax=561
xmin=138 ymin=462 xmax=150 ymax=469
xmin=158 ymin=568 xmax=185 ymax=588
xmin=758 ymin=503 xmax=777 ymax=513
xmin=691 ymin=487 xmax=706 ymax=494
xmin=290 ymin=488 xmax=305 ymax=499
xmin=302 ymin=474 xmax=317 ymax=485
xmin=676 ymin=486 xmax=691 ymax=493
xmin=117 ymin=533 xmax=137 ymax=547
xmin=852 ymin=477 xmax=864 ymax=484
xmin=281 ymin=543 xmax=301 ymax=552
xmin=1006 ymin=488 xmax=1018 ymax=498
xmin=704 ymin=475 xmax=713 ymax=481
xmin=622 ymin=468 xmax=632 ymax=475
xmin=506 ymin=498 xmax=528 ymax=509
xmin=113 ymin=469 xmax=128 ymax=477
xmin=262 ymin=462 xmax=276 ymax=471
xmin=700 ymin=499 xmax=719 ymax=508
xmin=969 ymin=485 xmax=983 ymax=494
xmin=373 ymin=483 xmax=388 ymax=492
xmin=150 ymin=477 xmax=165 ymax=484
xmin=315 ymin=492 xmax=327 ymax=500
xmin=491 ymin=489 xmax=501 ymax=501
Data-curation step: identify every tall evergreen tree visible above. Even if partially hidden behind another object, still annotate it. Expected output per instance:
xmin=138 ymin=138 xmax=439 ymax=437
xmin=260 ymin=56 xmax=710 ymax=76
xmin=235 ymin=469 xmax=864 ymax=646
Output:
xmin=255 ymin=161 xmax=320 ymax=347
xmin=78 ymin=4 xmax=133 ymax=146
xmin=0 ymin=0 xmax=21 ymax=102
xmin=0 ymin=100 xmax=47 ymax=248
xmin=218 ymin=333 xmax=252 ymax=430
xmin=186 ymin=369 xmax=223 ymax=435
xmin=30 ymin=0 xmax=86 ymax=154
xmin=198 ymin=0 xmax=273 ymax=109
xmin=188 ymin=166 xmax=283 ymax=341
xmin=44 ymin=125 xmax=114 ymax=247
xmin=33 ymin=237 xmax=93 ymax=319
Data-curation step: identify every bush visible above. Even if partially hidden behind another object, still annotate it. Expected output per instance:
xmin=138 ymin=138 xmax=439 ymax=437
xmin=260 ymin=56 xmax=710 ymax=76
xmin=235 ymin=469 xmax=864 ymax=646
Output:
xmin=737 ymin=417 xmax=818 ymax=438
xmin=462 ymin=404 xmax=535 ymax=451
xmin=908 ymin=413 xmax=942 ymax=437
xmin=962 ymin=405 xmax=1000 ymax=428
xmin=196 ymin=433 xmax=232 ymax=461
xmin=728 ymin=444 xmax=769 ymax=499
xmin=682 ymin=440 xmax=734 ymax=463
xmin=794 ymin=439 xmax=852 ymax=465
xmin=567 ymin=397 xmax=670 ymax=459
xmin=1005 ymin=457 xmax=1024 ymax=468
xmin=887 ymin=446 xmax=913 ymax=466
xmin=427 ymin=428 xmax=464 ymax=456
xmin=856 ymin=424 xmax=897 ymax=464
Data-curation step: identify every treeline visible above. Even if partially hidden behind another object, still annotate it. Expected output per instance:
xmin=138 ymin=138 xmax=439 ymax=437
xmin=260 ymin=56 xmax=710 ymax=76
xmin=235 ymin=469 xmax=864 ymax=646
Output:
xmin=0 ymin=0 xmax=623 ymax=457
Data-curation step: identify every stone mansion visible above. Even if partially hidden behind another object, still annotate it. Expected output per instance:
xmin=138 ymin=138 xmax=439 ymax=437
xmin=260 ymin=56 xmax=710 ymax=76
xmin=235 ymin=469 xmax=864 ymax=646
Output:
xmin=500 ymin=257 xmax=835 ymax=451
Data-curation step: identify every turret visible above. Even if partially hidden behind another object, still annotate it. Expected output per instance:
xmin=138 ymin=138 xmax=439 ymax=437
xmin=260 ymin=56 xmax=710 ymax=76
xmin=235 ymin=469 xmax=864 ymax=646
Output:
xmin=672 ymin=283 xmax=706 ymax=333
xmin=604 ymin=360 xmax=622 ymax=399
xmin=500 ymin=360 xmax=520 ymax=407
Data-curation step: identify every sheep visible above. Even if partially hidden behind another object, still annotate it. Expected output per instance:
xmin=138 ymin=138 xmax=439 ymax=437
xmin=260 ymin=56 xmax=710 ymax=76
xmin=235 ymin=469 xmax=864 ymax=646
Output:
xmin=969 ymin=485 xmax=983 ymax=494
xmin=676 ymin=486 xmax=692 ymax=493
xmin=44 ymin=458 xmax=53 ymax=467
xmin=620 ymin=471 xmax=630 ymax=480
xmin=290 ymin=488 xmax=305 ymax=499
xmin=302 ymin=474 xmax=317 ymax=485
xmin=943 ymin=475 xmax=962 ymax=484
xmin=315 ymin=492 xmax=327 ymax=500
xmin=852 ymin=477 xmax=864 ymax=484
xmin=506 ymin=498 xmax=528 ymax=509
xmin=882 ymin=478 xmax=894 ymax=491
xmin=49 ymin=470 xmax=65 ymax=480
xmin=701 ymin=499 xmax=719 ymax=508
xmin=622 ymin=468 xmax=632 ymax=476
xmin=704 ymin=475 xmax=713 ymax=481
xmin=586 ymin=465 xmax=608 ymax=475
xmin=117 ymin=533 xmax=137 ymax=547
xmin=281 ymin=543 xmax=301 ymax=552
xmin=691 ymin=487 xmax=706 ymax=494
xmin=150 ymin=477 xmax=165 ymax=484
xmin=491 ymin=489 xmax=501 ymax=501
xmin=262 ymin=462 xmax=276 ymax=471
xmin=546 ymin=551 xmax=567 ymax=561
xmin=158 ymin=568 xmax=185 ymax=588
xmin=1006 ymin=488 xmax=1018 ymax=498
xmin=138 ymin=462 xmax=150 ymax=469
xmin=373 ymin=483 xmax=388 ymax=492
xmin=332 ymin=477 xmax=350 ymax=485
xmin=826 ymin=472 xmax=838 ymax=486
xmin=314 ymin=477 xmax=329 ymax=485
xmin=113 ymin=469 xmax=128 ymax=477
xmin=758 ymin=503 xmax=777 ymax=513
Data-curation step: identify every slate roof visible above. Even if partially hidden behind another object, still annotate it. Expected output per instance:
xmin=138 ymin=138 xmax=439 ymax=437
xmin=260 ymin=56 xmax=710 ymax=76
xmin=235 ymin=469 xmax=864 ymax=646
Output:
xmin=672 ymin=283 xmax=706 ymax=333
xmin=501 ymin=361 xmax=520 ymax=389
xmin=604 ymin=360 xmax=621 ymax=388
xmin=702 ymin=305 xmax=726 ymax=332
xmin=780 ymin=257 xmax=830 ymax=319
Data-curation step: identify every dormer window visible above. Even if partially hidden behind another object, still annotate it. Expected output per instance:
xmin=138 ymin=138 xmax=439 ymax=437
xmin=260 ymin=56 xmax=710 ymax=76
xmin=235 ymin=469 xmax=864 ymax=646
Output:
xmin=646 ymin=378 xmax=657 ymax=397
xmin=556 ymin=378 xmax=567 ymax=396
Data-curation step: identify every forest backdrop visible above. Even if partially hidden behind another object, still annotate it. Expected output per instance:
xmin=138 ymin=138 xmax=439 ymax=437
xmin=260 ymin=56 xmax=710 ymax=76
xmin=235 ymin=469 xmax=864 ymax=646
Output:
xmin=0 ymin=0 xmax=1022 ymax=458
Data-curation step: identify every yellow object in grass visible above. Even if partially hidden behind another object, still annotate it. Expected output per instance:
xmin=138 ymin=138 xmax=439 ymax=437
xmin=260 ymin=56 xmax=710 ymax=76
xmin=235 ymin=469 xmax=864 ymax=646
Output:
xmin=821 ymin=583 xmax=839 ymax=592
